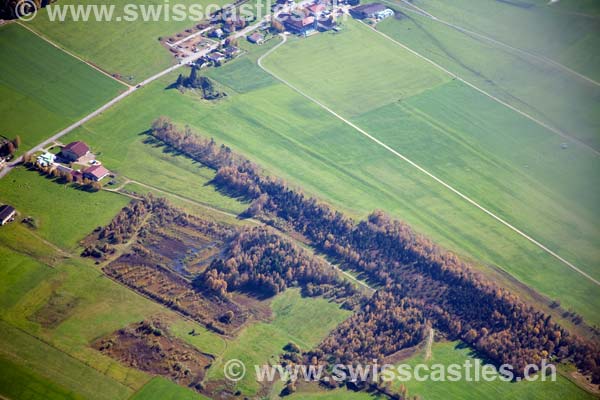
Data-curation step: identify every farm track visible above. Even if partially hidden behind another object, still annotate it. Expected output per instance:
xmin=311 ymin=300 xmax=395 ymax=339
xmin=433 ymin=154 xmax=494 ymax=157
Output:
xmin=363 ymin=21 xmax=600 ymax=156
xmin=257 ymin=34 xmax=600 ymax=287
xmin=0 ymin=17 xmax=271 ymax=180
xmin=395 ymin=0 xmax=600 ymax=88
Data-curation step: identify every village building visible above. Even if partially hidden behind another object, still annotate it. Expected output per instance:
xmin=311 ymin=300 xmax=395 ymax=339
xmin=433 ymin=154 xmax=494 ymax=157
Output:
xmin=60 ymin=141 xmax=90 ymax=162
xmin=247 ymin=32 xmax=265 ymax=44
xmin=207 ymin=51 xmax=226 ymax=63
xmin=83 ymin=164 xmax=110 ymax=182
xmin=280 ymin=13 xmax=317 ymax=36
xmin=305 ymin=3 xmax=326 ymax=16
xmin=36 ymin=152 xmax=56 ymax=167
xmin=350 ymin=3 xmax=394 ymax=19
xmin=223 ymin=46 xmax=240 ymax=58
xmin=0 ymin=204 xmax=16 ymax=226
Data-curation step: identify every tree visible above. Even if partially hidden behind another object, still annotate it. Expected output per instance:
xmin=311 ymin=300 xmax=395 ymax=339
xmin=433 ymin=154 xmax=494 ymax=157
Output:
xmin=6 ymin=141 xmax=15 ymax=155
xmin=12 ymin=135 xmax=21 ymax=149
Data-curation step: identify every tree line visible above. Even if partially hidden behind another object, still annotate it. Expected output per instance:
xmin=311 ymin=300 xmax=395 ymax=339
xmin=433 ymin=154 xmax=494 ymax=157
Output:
xmin=148 ymin=117 xmax=600 ymax=383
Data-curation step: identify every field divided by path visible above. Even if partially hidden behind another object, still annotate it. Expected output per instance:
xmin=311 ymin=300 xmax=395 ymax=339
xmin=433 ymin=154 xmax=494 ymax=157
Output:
xmin=27 ymin=0 xmax=230 ymax=83
xmin=0 ymin=23 xmax=126 ymax=155
xmin=375 ymin=4 xmax=600 ymax=151
xmin=253 ymin=25 xmax=600 ymax=322
xmin=57 ymin=62 xmax=597 ymax=327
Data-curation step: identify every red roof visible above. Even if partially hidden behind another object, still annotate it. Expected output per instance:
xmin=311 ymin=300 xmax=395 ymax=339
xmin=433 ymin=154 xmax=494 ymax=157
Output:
xmin=63 ymin=141 xmax=90 ymax=158
xmin=83 ymin=164 xmax=110 ymax=180
xmin=306 ymin=4 xmax=326 ymax=13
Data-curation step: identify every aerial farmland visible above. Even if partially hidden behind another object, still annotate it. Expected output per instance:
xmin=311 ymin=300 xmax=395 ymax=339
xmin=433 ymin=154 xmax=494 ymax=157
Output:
xmin=0 ymin=0 xmax=598 ymax=399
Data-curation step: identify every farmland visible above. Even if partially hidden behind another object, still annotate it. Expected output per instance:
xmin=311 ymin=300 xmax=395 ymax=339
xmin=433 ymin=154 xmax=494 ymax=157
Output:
xmin=57 ymin=44 xmax=598 ymax=327
xmin=0 ymin=0 xmax=598 ymax=398
xmin=391 ymin=340 xmax=595 ymax=400
xmin=205 ymin=288 xmax=351 ymax=395
xmin=0 ymin=23 xmax=125 ymax=155
xmin=27 ymin=0 xmax=229 ymax=83
xmin=375 ymin=2 xmax=600 ymax=151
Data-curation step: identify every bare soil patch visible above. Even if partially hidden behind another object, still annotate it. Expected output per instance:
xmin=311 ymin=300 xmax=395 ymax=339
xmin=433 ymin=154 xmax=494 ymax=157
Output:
xmin=94 ymin=319 xmax=213 ymax=392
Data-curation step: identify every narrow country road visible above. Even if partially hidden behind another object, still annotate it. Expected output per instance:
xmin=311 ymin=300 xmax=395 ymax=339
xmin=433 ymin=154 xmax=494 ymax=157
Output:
xmin=257 ymin=34 xmax=600 ymax=287
xmin=0 ymin=16 xmax=271 ymax=180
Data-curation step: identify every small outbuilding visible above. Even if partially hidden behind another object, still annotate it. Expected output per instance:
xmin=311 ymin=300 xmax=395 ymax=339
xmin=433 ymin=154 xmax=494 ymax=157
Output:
xmin=247 ymin=32 xmax=265 ymax=44
xmin=0 ymin=204 xmax=16 ymax=226
xmin=83 ymin=164 xmax=110 ymax=182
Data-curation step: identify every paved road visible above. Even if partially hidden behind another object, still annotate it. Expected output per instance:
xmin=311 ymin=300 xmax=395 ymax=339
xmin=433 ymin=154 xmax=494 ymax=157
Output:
xmin=0 ymin=17 xmax=271 ymax=180
xmin=257 ymin=34 xmax=600 ymax=287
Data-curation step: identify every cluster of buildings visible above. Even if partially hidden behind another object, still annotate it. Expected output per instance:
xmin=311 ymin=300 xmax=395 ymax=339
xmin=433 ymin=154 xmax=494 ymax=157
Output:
xmin=270 ymin=1 xmax=394 ymax=38
xmin=36 ymin=141 xmax=111 ymax=182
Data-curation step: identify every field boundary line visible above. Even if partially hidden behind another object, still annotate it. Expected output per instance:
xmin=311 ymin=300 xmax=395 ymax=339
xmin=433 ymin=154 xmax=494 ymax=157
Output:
xmin=17 ymin=21 xmax=132 ymax=88
xmin=361 ymin=21 xmax=600 ymax=156
xmin=257 ymin=34 xmax=600 ymax=287
xmin=393 ymin=0 xmax=600 ymax=88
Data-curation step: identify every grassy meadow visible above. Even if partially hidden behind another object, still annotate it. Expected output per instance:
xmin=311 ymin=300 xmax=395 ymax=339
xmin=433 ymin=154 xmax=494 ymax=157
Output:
xmin=404 ymin=0 xmax=600 ymax=84
xmin=0 ymin=167 xmax=129 ymax=249
xmin=42 ymin=38 xmax=598 ymax=327
xmin=0 ymin=23 xmax=125 ymax=155
xmin=205 ymin=288 xmax=351 ymax=395
xmin=375 ymin=3 xmax=600 ymax=151
xmin=391 ymin=340 xmax=595 ymax=400
xmin=27 ymin=0 xmax=229 ymax=83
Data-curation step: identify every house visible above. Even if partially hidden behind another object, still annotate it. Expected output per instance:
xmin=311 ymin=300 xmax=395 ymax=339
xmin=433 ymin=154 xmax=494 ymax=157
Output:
xmin=223 ymin=46 xmax=240 ymax=58
xmin=83 ymin=164 xmax=110 ymax=182
xmin=247 ymin=32 xmax=265 ymax=44
xmin=60 ymin=141 xmax=90 ymax=162
xmin=207 ymin=51 xmax=226 ymax=63
xmin=210 ymin=28 xmax=225 ymax=39
xmin=36 ymin=152 xmax=56 ymax=167
xmin=280 ymin=13 xmax=317 ymax=36
xmin=350 ymin=3 xmax=393 ymax=19
xmin=0 ymin=204 xmax=16 ymax=226
xmin=305 ymin=3 xmax=326 ymax=16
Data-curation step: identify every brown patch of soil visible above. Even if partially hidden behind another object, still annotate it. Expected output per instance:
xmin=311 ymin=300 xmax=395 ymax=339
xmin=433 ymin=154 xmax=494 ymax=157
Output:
xmin=94 ymin=319 xmax=213 ymax=391
xmin=29 ymin=291 xmax=80 ymax=329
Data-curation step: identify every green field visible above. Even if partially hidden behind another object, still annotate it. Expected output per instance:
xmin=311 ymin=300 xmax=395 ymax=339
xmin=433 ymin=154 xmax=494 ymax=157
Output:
xmin=391 ymin=340 xmax=594 ymax=400
xmin=375 ymin=2 xmax=600 ymax=151
xmin=0 ymin=355 xmax=83 ymax=400
xmin=403 ymin=0 xmax=600 ymax=84
xmin=206 ymin=289 xmax=351 ymax=395
xmin=0 ymin=23 xmax=125 ymax=155
xmin=27 ymin=0 xmax=229 ymax=83
xmin=258 ymin=21 xmax=600 ymax=323
xmin=44 ymin=36 xmax=599 ymax=327
xmin=130 ymin=377 xmax=209 ymax=400
xmin=0 ymin=167 xmax=129 ymax=249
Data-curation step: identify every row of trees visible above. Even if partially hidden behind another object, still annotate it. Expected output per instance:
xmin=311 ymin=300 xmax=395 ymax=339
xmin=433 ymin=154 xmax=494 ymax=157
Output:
xmin=148 ymin=117 xmax=600 ymax=382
